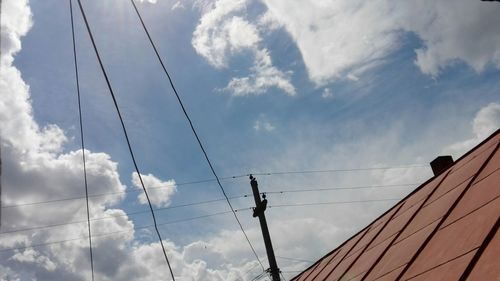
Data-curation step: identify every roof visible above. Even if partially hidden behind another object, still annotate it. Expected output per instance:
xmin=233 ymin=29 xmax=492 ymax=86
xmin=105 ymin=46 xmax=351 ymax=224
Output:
xmin=291 ymin=129 xmax=500 ymax=281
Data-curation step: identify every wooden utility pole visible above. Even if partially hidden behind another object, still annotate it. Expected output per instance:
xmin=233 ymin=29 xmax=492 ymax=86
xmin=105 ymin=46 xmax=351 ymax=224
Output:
xmin=250 ymin=175 xmax=281 ymax=281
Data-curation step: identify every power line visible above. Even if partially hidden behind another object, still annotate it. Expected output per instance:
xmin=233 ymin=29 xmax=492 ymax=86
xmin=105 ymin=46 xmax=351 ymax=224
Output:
xmin=275 ymin=256 xmax=314 ymax=264
xmin=0 ymin=176 xmax=240 ymax=209
xmin=0 ymin=196 xmax=407 ymax=254
xmin=0 ymin=186 xmax=406 ymax=235
xmin=263 ymin=183 xmax=416 ymax=195
xmin=74 ymin=0 xmax=175 ymax=279
xmin=245 ymin=165 xmax=427 ymax=178
xmin=0 ymin=195 xmax=402 ymax=235
xmin=0 ymin=196 xmax=403 ymax=240
xmin=0 ymin=209 xmax=249 ymax=254
xmin=69 ymin=0 xmax=94 ymax=280
xmin=1 ymin=166 xmax=424 ymax=209
xmin=1 ymin=182 xmax=417 ymax=212
xmin=129 ymin=0 xmax=264 ymax=270
xmin=268 ymin=198 xmax=401 ymax=208
xmin=0 ymin=195 xmax=252 ymax=235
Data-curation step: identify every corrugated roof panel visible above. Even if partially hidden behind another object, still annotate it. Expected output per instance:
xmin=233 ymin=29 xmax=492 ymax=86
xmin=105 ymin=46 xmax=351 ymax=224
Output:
xmin=368 ymin=202 xmax=421 ymax=248
xmin=363 ymin=220 xmax=438 ymax=280
xmin=349 ymin=206 xmax=401 ymax=255
xmin=327 ymin=235 xmax=396 ymax=280
xmin=443 ymin=168 xmax=500 ymax=228
xmin=291 ymin=130 xmax=500 ymax=281
xmin=297 ymin=260 xmax=322 ymax=281
xmin=400 ymin=198 xmax=500 ymax=279
xmin=300 ymin=249 xmax=340 ymax=281
xmin=427 ymin=141 xmax=495 ymax=202
xmin=339 ymin=235 xmax=395 ymax=280
xmin=467 ymin=228 xmax=500 ymax=280
xmin=393 ymin=173 xmax=443 ymax=216
xmin=370 ymin=266 xmax=404 ymax=281
xmin=447 ymin=137 xmax=498 ymax=173
xmin=311 ymin=228 xmax=370 ymax=280
xmin=395 ymin=180 xmax=468 ymax=243
xmin=473 ymin=142 xmax=500 ymax=183
xmin=402 ymin=250 xmax=477 ymax=281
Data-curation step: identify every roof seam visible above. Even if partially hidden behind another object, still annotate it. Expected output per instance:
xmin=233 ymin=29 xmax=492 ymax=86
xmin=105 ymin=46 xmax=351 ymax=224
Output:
xmin=440 ymin=193 xmax=500 ymax=231
xmin=359 ymin=169 xmax=452 ymax=281
xmin=404 ymin=247 xmax=478 ymax=281
xmin=300 ymin=250 xmax=340 ymax=281
xmin=423 ymin=176 xmax=473 ymax=207
xmin=458 ymin=208 xmax=500 ymax=280
xmin=291 ymin=131 xmax=500 ymax=281
xmin=447 ymin=140 xmax=499 ymax=173
xmin=370 ymin=264 xmax=407 ymax=281
xmin=321 ymin=226 xmax=373 ymax=280
xmin=337 ymin=202 xmax=406 ymax=280
xmin=394 ymin=141 xmax=500 ymax=281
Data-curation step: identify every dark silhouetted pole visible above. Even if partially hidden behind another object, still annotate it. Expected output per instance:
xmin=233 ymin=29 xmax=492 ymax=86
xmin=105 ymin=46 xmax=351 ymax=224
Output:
xmin=250 ymin=175 xmax=281 ymax=281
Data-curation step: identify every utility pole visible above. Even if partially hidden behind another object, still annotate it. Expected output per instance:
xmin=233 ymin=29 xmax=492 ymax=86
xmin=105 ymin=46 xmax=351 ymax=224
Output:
xmin=250 ymin=175 xmax=281 ymax=281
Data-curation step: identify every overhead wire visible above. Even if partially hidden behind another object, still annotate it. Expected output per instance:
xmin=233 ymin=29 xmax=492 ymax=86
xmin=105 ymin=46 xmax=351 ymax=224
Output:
xmin=275 ymin=256 xmax=314 ymax=264
xmin=69 ymin=0 xmax=94 ymax=280
xmin=0 ymin=194 xmax=411 ymax=254
xmin=0 ymin=194 xmax=252 ymax=235
xmin=1 ymin=182 xmax=417 ymax=209
xmin=263 ymin=183 xmax=416 ymax=195
xmin=0 ymin=208 xmax=252 ymax=254
xmin=1 ymin=183 xmax=416 ymax=235
xmin=242 ymin=164 xmax=427 ymax=178
xmin=268 ymin=198 xmax=401 ymax=208
xmin=0 ymin=176 xmax=241 ymax=209
xmin=74 ymin=0 xmax=175 ymax=279
xmin=129 ymin=0 xmax=264 ymax=270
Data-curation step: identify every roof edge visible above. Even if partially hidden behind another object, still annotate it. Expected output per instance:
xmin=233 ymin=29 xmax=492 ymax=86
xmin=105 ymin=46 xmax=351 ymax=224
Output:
xmin=290 ymin=128 xmax=500 ymax=280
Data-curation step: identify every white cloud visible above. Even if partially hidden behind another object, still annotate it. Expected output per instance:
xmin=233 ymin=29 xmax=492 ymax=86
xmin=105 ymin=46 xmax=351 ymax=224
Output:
xmin=192 ymin=0 xmax=295 ymax=96
xmin=192 ymin=0 xmax=250 ymax=68
xmin=253 ymin=120 xmax=275 ymax=132
xmin=224 ymin=48 xmax=295 ymax=96
xmin=2 ymin=0 xmax=498 ymax=279
xmin=260 ymin=0 xmax=500 ymax=84
xmin=408 ymin=1 xmax=500 ymax=76
xmin=321 ymin=88 xmax=333 ymax=99
xmin=171 ymin=1 xmax=185 ymax=10
xmin=444 ymin=102 xmax=500 ymax=157
xmin=260 ymin=0 xmax=400 ymax=85
xmin=131 ymin=172 xmax=177 ymax=207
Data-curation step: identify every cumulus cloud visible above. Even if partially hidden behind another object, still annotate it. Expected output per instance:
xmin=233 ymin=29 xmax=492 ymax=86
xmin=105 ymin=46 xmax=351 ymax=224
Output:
xmin=0 ymin=2 xmax=277 ymax=280
xmin=192 ymin=0 xmax=295 ymax=96
xmin=260 ymin=0 xmax=500 ymax=84
xmin=0 ymin=1 xmax=133 ymax=280
xmin=131 ymin=172 xmax=177 ymax=207
xmin=444 ymin=102 xmax=500 ymax=157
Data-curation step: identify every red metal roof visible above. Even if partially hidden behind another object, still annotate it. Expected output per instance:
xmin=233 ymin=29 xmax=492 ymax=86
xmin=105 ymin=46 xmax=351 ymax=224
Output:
xmin=292 ymin=129 xmax=500 ymax=281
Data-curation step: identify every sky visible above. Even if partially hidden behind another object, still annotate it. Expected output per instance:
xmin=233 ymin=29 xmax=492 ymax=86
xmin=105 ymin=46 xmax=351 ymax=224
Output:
xmin=0 ymin=0 xmax=499 ymax=280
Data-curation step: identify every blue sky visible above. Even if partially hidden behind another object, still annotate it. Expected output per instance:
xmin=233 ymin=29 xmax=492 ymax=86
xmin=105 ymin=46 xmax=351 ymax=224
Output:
xmin=1 ymin=0 xmax=500 ymax=280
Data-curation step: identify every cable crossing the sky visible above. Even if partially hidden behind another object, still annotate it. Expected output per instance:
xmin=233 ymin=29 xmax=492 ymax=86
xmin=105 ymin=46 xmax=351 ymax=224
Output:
xmin=129 ymin=0 xmax=265 ymax=270
xmin=69 ymin=0 xmax=94 ymax=280
xmin=1 ymin=166 xmax=422 ymax=209
xmin=2 ymin=181 xmax=418 ymax=209
xmin=74 ymin=0 xmax=176 ymax=279
xmin=0 ymin=196 xmax=402 ymax=237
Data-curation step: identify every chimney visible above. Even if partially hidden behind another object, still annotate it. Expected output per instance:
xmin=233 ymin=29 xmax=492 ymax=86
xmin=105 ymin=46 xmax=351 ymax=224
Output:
xmin=430 ymin=155 xmax=454 ymax=176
